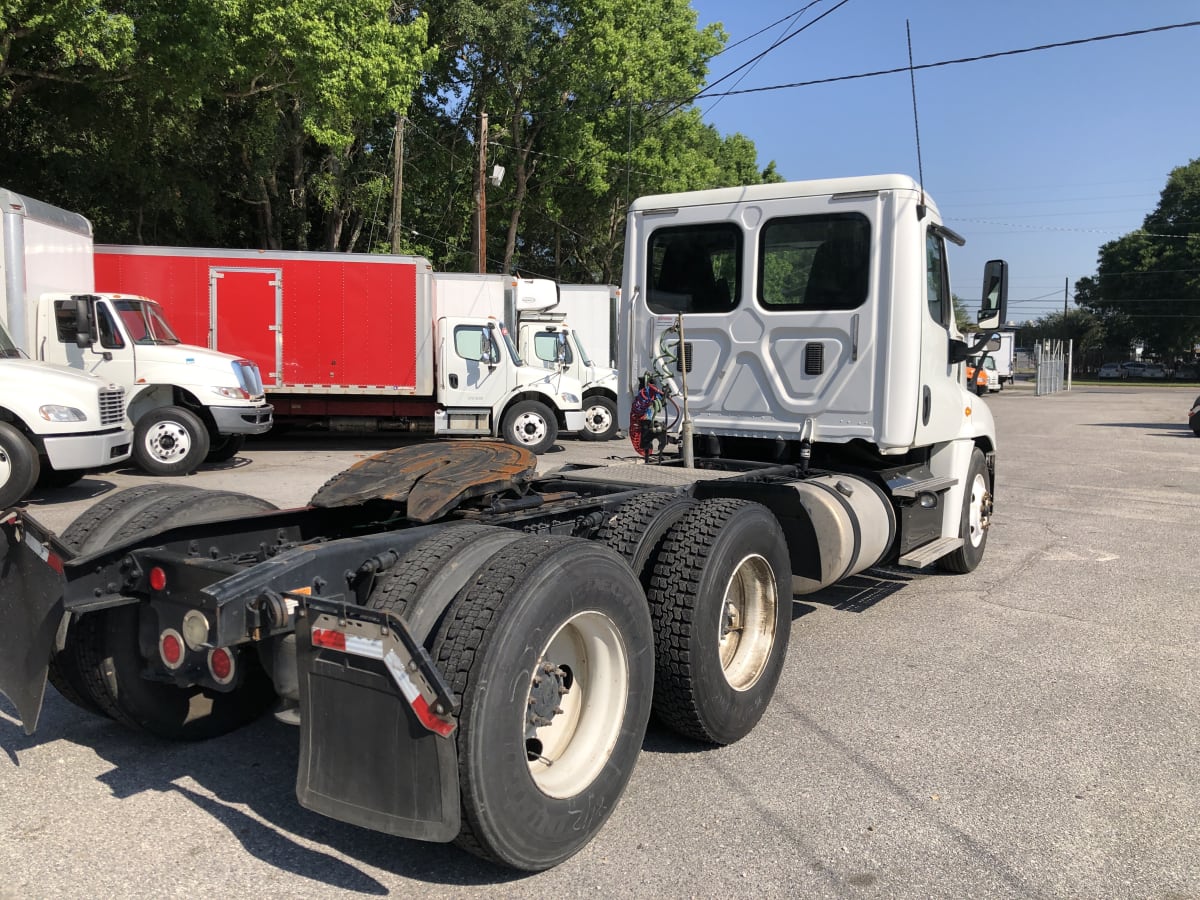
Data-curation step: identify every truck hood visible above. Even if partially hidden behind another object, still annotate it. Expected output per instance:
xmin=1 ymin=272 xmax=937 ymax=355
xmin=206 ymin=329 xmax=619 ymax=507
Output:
xmin=134 ymin=344 xmax=263 ymax=394
xmin=514 ymin=365 xmax=585 ymax=400
xmin=0 ymin=357 xmax=120 ymax=392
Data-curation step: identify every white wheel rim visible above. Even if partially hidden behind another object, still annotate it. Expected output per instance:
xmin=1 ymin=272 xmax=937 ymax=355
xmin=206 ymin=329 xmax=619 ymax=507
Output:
xmin=512 ymin=412 xmax=548 ymax=446
xmin=584 ymin=403 xmax=612 ymax=435
xmin=526 ymin=611 xmax=628 ymax=799
xmin=717 ymin=554 xmax=777 ymax=691
xmin=144 ymin=421 xmax=193 ymax=462
xmin=0 ymin=448 xmax=11 ymax=487
xmin=967 ymin=472 xmax=990 ymax=548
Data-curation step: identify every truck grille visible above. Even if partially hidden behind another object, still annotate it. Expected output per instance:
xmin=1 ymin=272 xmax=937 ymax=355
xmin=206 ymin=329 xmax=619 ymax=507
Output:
xmin=233 ymin=360 xmax=265 ymax=396
xmin=98 ymin=387 xmax=126 ymax=426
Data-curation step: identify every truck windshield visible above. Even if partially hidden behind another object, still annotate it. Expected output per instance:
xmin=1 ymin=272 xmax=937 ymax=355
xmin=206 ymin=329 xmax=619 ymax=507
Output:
xmin=113 ymin=299 xmax=181 ymax=345
xmin=497 ymin=322 xmax=523 ymax=366
xmin=570 ymin=331 xmax=594 ymax=367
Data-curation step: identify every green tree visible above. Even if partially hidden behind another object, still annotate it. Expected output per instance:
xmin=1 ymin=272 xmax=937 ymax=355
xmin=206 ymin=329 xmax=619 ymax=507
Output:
xmin=1076 ymin=159 xmax=1200 ymax=360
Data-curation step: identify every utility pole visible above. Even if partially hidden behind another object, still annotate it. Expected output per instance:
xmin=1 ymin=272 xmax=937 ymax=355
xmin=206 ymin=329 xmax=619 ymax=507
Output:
xmin=474 ymin=111 xmax=488 ymax=273
xmin=389 ymin=114 xmax=405 ymax=254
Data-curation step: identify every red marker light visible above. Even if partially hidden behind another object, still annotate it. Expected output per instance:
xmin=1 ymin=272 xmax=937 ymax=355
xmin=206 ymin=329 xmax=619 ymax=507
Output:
xmin=159 ymin=630 xmax=185 ymax=669
xmin=208 ymin=647 xmax=235 ymax=685
xmin=149 ymin=567 xmax=167 ymax=591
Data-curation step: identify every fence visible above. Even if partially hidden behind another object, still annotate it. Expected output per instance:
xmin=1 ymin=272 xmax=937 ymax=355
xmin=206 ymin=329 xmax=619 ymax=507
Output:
xmin=1034 ymin=339 xmax=1072 ymax=396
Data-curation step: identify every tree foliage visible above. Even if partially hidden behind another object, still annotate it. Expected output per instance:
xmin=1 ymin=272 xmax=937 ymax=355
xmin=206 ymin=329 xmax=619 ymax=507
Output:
xmin=0 ymin=0 xmax=780 ymax=277
xmin=1074 ymin=159 xmax=1200 ymax=360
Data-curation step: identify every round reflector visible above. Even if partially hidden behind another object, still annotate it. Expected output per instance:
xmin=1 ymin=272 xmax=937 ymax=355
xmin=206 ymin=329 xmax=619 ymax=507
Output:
xmin=208 ymin=647 xmax=235 ymax=685
xmin=159 ymin=629 xmax=185 ymax=669
xmin=149 ymin=567 xmax=167 ymax=591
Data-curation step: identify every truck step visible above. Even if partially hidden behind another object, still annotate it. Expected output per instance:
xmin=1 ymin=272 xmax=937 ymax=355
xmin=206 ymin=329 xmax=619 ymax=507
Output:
xmin=898 ymin=536 xmax=964 ymax=568
xmin=890 ymin=475 xmax=958 ymax=498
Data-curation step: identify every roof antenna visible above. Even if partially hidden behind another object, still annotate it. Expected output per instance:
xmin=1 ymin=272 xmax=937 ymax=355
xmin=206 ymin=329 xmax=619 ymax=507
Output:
xmin=906 ymin=20 xmax=927 ymax=220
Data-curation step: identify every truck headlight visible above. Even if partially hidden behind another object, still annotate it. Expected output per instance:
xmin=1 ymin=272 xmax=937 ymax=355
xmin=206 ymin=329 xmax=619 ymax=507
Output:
xmin=211 ymin=386 xmax=251 ymax=401
xmin=39 ymin=405 xmax=87 ymax=422
xmin=560 ymin=392 xmax=580 ymax=404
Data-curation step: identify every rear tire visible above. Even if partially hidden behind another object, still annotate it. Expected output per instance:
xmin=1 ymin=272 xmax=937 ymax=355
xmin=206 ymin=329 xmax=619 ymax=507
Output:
xmin=597 ymin=491 xmax=696 ymax=587
xmin=368 ymin=523 xmax=522 ymax=644
xmin=578 ymin=396 xmax=618 ymax=441
xmin=500 ymin=400 xmax=558 ymax=454
xmin=432 ymin=535 xmax=653 ymax=871
xmin=937 ymin=447 xmax=991 ymax=574
xmin=133 ymin=406 xmax=211 ymax=476
xmin=647 ymin=498 xmax=791 ymax=745
xmin=48 ymin=486 xmax=279 ymax=738
xmin=0 ymin=421 xmax=40 ymax=507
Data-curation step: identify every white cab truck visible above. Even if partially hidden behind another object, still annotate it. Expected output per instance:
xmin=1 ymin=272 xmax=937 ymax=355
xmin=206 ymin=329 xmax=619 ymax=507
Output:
xmin=432 ymin=272 xmax=620 ymax=440
xmin=0 ymin=174 xmax=1007 ymax=872
xmin=966 ymin=329 xmax=1014 ymax=386
xmin=0 ymin=187 xmax=273 ymax=476
xmin=0 ymin=191 xmax=133 ymax=501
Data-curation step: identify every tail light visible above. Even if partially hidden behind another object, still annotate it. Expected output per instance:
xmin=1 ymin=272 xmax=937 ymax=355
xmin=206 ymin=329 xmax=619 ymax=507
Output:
xmin=208 ymin=647 xmax=236 ymax=686
xmin=159 ymin=629 xmax=186 ymax=669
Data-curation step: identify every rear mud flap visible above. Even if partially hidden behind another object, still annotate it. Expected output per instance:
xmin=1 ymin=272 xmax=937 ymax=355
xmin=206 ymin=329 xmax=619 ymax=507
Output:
xmin=294 ymin=603 xmax=461 ymax=842
xmin=0 ymin=516 xmax=68 ymax=734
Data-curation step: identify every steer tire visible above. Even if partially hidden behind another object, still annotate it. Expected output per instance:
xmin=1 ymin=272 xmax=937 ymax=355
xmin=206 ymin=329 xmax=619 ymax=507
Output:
xmin=0 ymin=421 xmax=40 ymax=508
xmin=133 ymin=406 xmax=211 ymax=476
xmin=431 ymin=535 xmax=653 ymax=871
xmin=48 ymin=487 xmax=279 ymax=738
xmin=647 ymin=498 xmax=791 ymax=745
xmin=937 ymin=447 xmax=991 ymax=574
xmin=597 ymin=491 xmax=697 ymax=588
xmin=578 ymin=396 xmax=618 ymax=441
xmin=500 ymin=400 xmax=558 ymax=455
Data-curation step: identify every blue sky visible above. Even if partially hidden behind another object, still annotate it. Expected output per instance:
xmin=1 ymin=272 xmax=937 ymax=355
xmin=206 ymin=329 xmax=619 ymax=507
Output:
xmin=687 ymin=1 xmax=1200 ymax=323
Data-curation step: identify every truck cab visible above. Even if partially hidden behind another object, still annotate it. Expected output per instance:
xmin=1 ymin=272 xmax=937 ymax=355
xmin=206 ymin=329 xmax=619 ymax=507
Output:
xmin=621 ymin=174 xmax=1007 ymax=569
xmin=433 ymin=313 xmax=585 ymax=454
xmin=37 ymin=292 xmax=273 ymax=475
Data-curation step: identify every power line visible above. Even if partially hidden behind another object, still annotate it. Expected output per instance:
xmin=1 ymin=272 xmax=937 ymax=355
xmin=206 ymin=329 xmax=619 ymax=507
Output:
xmin=693 ymin=20 xmax=1200 ymax=100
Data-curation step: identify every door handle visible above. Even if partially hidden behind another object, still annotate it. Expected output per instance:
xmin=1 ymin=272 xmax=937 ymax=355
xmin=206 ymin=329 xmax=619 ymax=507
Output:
xmin=449 ymin=374 xmax=458 ymax=388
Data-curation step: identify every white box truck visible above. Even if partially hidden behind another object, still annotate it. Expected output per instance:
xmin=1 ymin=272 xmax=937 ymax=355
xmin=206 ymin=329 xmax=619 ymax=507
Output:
xmin=0 ymin=188 xmax=273 ymax=476
xmin=0 ymin=190 xmax=133 ymax=502
xmin=433 ymin=272 xmax=621 ymax=440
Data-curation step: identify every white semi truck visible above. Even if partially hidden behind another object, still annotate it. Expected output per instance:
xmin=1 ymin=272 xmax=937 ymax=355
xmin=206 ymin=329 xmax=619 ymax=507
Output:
xmin=432 ymin=272 xmax=621 ymax=440
xmin=0 ymin=188 xmax=274 ymax=476
xmin=0 ymin=174 xmax=1006 ymax=871
xmin=0 ymin=190 xmax=134 ymax=501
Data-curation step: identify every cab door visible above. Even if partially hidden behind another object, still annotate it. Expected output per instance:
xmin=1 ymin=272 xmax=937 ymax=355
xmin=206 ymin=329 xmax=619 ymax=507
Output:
xmin=437 ymin=318 xmax=509 ymax=413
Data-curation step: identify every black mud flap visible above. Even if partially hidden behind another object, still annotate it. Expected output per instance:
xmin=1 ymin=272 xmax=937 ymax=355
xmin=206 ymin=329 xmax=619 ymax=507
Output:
xmin=294 ymin=598 xmax=461 ymax=842
xmin=0 ymin=514 xmax=68 ymax=734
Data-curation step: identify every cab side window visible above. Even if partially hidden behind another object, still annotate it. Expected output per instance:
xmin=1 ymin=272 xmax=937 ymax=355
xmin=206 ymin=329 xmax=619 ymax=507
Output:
xmin=926 ymin=231 xmax=950 ymax=326
xmin=53 ymin=301 xmax=79 ymax=342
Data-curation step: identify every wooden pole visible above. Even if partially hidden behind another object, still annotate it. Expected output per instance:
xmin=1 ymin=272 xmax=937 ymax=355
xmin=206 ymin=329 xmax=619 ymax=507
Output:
xmin=390 ymin=114 xmax=404 ymax=253
xmin=476 ymin=111 xmax=488 ymax=273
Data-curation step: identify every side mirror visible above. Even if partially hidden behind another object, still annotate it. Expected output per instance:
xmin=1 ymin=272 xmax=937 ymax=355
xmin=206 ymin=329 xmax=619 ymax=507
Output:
xmin=71 ymin=295 xmax=95 ymax=348
xmin=978 ymin=260 xmax=1008 ymax=331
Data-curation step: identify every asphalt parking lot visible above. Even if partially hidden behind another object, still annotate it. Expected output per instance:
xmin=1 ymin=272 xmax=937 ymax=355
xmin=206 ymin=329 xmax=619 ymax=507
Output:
xmin=2 ymin=383 xmax=1198 ymax=899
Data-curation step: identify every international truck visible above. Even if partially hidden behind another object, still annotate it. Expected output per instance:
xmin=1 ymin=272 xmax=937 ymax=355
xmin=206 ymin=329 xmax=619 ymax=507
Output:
xmin=0 ymin=174 xmax=1007 ymax=872
xmin=0 ymin=188 xmax=273 ymax=476
xmin=0 ymin=190 xmax=134 ymax=500
xmin=433 ymin=272 xmax=621 ymax=440
xmin=94 ymin=246 xmax=586 ymax=454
